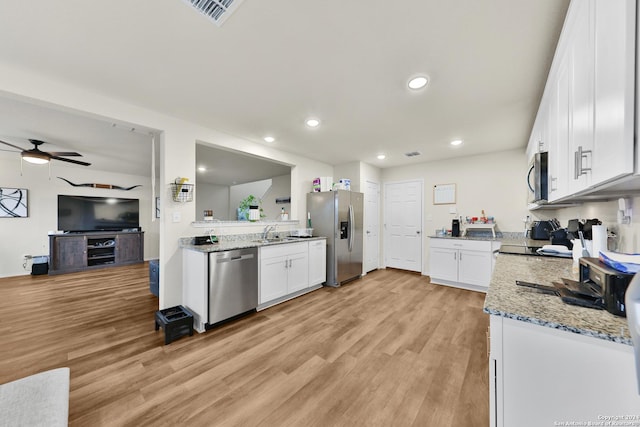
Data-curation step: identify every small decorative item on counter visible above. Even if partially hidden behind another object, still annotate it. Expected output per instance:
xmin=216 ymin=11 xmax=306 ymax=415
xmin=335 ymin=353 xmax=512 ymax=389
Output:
xmin=249 ymin=205 xmax=260 ymax=221
xmin=280 ymin=207 xmax=289 ymax=220
xmin=238 ymin=194 xmax=264 ymax=220
xmin=203 ymin=210 xmax=214 ymax=221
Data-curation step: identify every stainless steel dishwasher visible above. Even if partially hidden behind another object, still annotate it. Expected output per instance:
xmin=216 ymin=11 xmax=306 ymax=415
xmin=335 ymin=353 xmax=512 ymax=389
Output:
xmin=208 ymin=247 xmax=258 ymax=326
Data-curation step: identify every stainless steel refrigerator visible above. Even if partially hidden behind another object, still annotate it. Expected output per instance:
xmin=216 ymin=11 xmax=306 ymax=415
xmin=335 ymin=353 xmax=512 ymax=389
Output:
xmin=307 ymin=190 xmax=363 ymax=286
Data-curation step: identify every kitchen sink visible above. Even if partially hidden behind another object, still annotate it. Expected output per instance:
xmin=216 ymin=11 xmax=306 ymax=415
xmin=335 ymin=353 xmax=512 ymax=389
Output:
xmin=252 ymin=237 xmax=296 ymax=244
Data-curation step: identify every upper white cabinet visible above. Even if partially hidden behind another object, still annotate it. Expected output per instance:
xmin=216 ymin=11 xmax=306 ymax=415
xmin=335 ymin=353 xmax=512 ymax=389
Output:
xmin=528 ymin=0 xmax=636 ymax=204
xmin=592 ymin=0 xmax=636 ymax=185
xmin=567 ymin=0 xmax=594 ymax=194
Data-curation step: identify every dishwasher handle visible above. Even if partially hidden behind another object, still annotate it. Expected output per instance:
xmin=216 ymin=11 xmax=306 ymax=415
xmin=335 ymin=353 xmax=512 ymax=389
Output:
xmin=216 ymin=253 xmax=255 ymax=263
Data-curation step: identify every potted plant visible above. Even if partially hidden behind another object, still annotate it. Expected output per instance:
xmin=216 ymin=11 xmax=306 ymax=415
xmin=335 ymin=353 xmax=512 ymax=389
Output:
xmin=238 ymin=195 xmax=264 ymax=221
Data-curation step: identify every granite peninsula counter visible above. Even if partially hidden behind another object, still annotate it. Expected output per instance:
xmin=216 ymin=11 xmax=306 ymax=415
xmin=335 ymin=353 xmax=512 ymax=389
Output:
xmin=485 ymin=254 xmax=639 ymax=426
xmin=484 ymin=253 xmax=631 ymax=344
xmin=181 ymin=236 xmax=327 ymax=253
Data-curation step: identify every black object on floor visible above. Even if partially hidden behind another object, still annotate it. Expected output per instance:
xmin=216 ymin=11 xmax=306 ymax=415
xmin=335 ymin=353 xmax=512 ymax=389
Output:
xmin=155 ymin=305 xmax=194 ymax=344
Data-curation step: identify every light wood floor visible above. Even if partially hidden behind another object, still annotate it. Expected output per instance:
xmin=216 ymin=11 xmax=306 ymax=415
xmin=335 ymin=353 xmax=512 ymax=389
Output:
xmin=0 ymin=264 xmax=489 ymax=426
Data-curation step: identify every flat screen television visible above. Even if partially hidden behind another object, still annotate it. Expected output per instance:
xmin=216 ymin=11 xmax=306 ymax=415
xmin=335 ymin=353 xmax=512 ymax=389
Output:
xmin=58 ymin=195 xmax=140 ymax=232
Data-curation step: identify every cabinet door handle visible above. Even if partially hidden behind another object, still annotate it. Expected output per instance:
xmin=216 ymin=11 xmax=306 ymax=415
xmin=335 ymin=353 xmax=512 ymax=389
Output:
xmin=575 ymin=145 xmax=592 ymax=178
xmin=459 ymin=252 xmax=462 ymax=261
xmin=454 ymin=252 xmax=457 ymax=260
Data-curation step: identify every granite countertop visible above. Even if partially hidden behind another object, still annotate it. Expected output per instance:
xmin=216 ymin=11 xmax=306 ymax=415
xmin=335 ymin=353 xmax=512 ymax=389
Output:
xmin=182 ymin=236 xmax=327 ymax=253
xmin=429 ymin=233 xmax=550 ymax=247
xmin=484 ymin=253 xmax=632 ymax=345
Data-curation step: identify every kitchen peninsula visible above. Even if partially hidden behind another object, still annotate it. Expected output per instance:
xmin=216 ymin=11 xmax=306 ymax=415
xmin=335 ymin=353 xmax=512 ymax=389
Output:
xmin=484 ymin=254 xmax=640 ymax=426
xmin=182 ymin=233 xmax=327 ymax=332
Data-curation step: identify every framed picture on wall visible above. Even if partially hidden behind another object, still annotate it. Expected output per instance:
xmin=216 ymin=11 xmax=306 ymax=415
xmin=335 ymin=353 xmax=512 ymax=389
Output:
xmin=0 ymin=187 xmax=28 ymax=218
xmin=433 ymin=183 xmax=456 ymax=205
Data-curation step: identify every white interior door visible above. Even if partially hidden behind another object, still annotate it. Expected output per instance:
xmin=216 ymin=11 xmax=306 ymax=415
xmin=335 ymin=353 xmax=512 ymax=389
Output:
xmin=364 ymin=180 xmax=379 ymax=273
xmin=384 ymin=180 xmax=423 ymax=272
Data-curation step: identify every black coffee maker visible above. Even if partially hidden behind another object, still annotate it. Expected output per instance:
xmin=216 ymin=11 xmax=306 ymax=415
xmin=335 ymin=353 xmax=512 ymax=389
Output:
xmin=451 ymin=219 xmax=460 ymax=237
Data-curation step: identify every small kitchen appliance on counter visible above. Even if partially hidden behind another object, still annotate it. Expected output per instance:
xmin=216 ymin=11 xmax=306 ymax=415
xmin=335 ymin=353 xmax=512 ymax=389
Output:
xmin=451 ymin=219 xmax=460 ymax=237
xmin=530 ymin=220 xmax=555 ymax=240
xmin=580 ymin=257 xmax=634 ymax=317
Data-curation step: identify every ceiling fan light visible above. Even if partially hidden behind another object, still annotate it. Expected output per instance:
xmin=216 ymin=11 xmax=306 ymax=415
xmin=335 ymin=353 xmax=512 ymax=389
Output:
xmin=21 ymin=152 xmax=49 ymax=164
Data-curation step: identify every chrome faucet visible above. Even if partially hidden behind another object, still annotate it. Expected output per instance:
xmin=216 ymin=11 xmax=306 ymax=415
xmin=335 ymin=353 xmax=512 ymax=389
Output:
xmin=262 ymin=225 xmax=276 ymax=239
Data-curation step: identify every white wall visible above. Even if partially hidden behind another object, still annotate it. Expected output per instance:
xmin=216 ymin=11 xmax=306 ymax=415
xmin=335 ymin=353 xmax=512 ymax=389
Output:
xmin=195 ymin=182 xmax=229 ymax=221
xmin=0 ymin=155 xmax=159 ymax=277
xmin=536 ymin=197 xmax=640 ymax=254
xmin=382 ymin=148 xmax=528 ymax=275
xmin=334 ymin=162 xmax=361 ymax=192
xmin=261 ymin=174 xmax=292 ymax=220
xmin=0 ymin=63 xmax=335 ymax=308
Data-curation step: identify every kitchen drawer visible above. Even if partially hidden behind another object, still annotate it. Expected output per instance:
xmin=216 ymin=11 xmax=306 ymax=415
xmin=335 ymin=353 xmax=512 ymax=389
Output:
xmin=429 ymin=238 xmax=492 ymax=252
xmin=259 ymin=242 xmax=308 ymax=260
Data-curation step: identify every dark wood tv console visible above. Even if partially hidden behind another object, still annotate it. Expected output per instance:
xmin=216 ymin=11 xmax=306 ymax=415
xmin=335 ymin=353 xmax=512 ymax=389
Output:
xmin=49 ymin=231 xmax=144 ymax=275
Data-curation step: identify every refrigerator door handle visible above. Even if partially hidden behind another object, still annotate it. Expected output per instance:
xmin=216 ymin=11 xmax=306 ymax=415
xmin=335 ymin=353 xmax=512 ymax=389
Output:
xmin=348 ymin=204 xmax=354 ymax=252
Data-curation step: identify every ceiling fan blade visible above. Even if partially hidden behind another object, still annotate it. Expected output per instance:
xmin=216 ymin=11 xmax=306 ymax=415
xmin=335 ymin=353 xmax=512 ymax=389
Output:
xmin=50 ymin=156 xmax=91 ymax=166
xmin=47 ymin=151 xmax=83 ymax=157
xmin=0 ymin=139 xmax=26 ymax=151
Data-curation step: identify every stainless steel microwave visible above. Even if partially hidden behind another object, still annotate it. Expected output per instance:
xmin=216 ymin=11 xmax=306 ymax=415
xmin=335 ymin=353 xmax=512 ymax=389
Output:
xmin=527 ymin=151 xmax=548 ymax=203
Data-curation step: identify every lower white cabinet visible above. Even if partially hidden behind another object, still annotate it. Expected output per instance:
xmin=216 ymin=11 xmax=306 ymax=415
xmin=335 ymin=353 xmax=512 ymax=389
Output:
xmin=308 ymin=239 xmax=327 ymax=286
xmin=260 ymin=242 xmax=309 ymax=304
xmin=490 ymin=316 xmax=640 ymax=427
xmin=429 ymin=238 xmax=500 ymax=292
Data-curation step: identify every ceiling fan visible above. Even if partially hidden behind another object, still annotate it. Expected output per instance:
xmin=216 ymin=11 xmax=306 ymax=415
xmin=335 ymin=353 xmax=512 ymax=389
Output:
xmin=0 ymin=138 xmax=91 ymax=166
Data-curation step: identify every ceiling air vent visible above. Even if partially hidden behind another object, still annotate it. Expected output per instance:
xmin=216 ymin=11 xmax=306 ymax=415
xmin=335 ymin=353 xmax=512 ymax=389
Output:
xmin=183 ymin=0 xmax=244 ymax=27
xmin=404 ymin=151 xmax=422 ymax=158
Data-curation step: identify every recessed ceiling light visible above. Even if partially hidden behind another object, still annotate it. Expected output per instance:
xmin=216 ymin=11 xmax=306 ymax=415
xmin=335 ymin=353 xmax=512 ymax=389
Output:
xmin=408 ymin=75 xmax=429 ymax=90
xmin=264 ymin=136 xmax=275 ymax=143
xmin=198 ymin=166 xmax=207 ymax=172
xmin=377 ymin=154 xmax=386 ymax=160
xmin=450 ymin=139 xmax=463 ymax=146
xmin=305 ymin=118 xmax=320 ymax=128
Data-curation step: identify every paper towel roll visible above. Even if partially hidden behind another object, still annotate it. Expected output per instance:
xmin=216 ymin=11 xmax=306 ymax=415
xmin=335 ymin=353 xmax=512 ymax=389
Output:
xmin=591 ymin=225 xmax=607 ymax=258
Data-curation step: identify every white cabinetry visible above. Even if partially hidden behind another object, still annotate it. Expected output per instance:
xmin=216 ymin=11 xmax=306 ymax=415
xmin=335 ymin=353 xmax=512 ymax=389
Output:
xmin=308 ymin=239 xmax=327 ymax=286
xmin=182 ymin=249 xmax=209 ymax=333
xmin=592 ymin=0 xmax=635 ymax=185
xmin=490 ymin=316 xmax=640 ymax=427
xmin=429 ymin=239 xmax=499 ymax=292
xmin=259 ymin=242 xmax=309 ymax=304
xmin=528 ymin=0 xmax=636 ymax=205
